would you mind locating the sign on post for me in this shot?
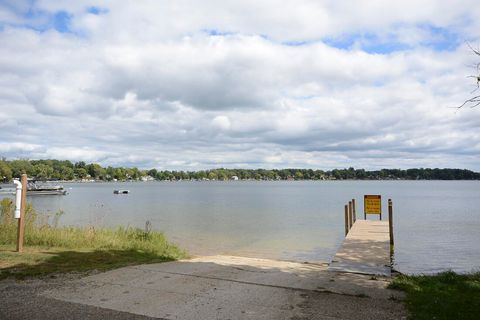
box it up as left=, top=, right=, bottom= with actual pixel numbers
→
left=364, top=195, right=382, bottom=220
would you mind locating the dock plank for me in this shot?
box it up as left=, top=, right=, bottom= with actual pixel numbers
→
left=328, top=220, right=391, bottom=276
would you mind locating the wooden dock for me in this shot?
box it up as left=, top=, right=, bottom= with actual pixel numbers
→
left=328, top=220, right=392, bottom=276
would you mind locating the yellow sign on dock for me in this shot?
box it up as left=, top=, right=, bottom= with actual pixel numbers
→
left=364, top=195, right=381, bottom=215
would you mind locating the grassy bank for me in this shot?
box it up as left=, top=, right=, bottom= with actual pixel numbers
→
left=0, top=199, right=186, bottom=279
left=389, top=271, right=480, bottom=320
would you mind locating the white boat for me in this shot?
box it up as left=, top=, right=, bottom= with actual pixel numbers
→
left=27, top=182, right=67, bottom=195
left=113, top=190, right=130, bottom=194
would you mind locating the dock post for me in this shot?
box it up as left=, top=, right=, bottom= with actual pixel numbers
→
left=363, top=199, right=366, bottom=220
left=16, top=174, right=27, bottom=253
left=348, top=201, right=353, bottom=230
left=344, top=204, right=349, bottom=235
left=388, top=199, right=394, bottom=246
left=352, top=199, right=356, bottom=222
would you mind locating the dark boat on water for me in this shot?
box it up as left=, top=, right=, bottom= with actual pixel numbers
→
left=27, top=182, right=67, bottom=195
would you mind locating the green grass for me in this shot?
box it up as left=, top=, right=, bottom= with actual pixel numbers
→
left=0, top=198, right=187, bottom=279
left=389, top=271, right=480, bottom=320
left=0, top=246, right=185, bottom=280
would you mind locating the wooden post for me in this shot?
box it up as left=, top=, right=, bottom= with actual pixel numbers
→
left=348, top=201, right=353, bottom=229
left=344, top=204, right=349, bottom=236
left=363, top=197, right=366, bottom=220
left=352, top=199, right=356, bottom=222
left=388, top=199, right=394, bottom=246
left=16, top=174, right=27, bottom=253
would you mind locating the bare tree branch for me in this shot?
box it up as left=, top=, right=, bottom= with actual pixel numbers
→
left=459, top=43, right=480, bottom=109
left=467, top=42, right=480, bottom=56
left=458, top=95, right=480, bottom=110
left=467, top=75, right=480, bottom=93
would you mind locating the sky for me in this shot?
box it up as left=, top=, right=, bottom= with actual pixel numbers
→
left=0, top=0, right=479, bottom=170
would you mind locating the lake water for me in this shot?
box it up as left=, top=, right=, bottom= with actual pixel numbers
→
left=2, top=181, right=479, bottom=274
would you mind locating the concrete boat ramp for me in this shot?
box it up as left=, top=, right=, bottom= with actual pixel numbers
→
left=42, top=254, right=404, bottom=320
left=37, top=219, right=401, bottom=319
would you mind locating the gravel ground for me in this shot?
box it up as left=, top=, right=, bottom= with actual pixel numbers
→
left=0, top=273, right=164, bottom=320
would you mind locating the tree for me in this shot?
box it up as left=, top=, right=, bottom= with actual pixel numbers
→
left=0, top=160, right=12, bottom=182
left=75, top=167, right=88, bottom=179
left=147, top=168, right=158, bottom=178
left=460, top=43, right=480, bottom=109
left=114, top=167, right=127, bottom=180
left=9, top=159, right=34, bottom=177
left=130, top=167, right=141, bottom=180
left=60, top=166, right=75, bottom=180
left=87, top=163, right=106, bottom=180
left=294, top=171, right=304, bottom=180
left=207, top=171, right=217, bottom=180
left=34, top=163, right=54, bottom=179
left=75, top=161, right=86, bottom=169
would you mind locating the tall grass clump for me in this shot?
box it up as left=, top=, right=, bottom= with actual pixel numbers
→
left=0, top=198, right=185, bottom=260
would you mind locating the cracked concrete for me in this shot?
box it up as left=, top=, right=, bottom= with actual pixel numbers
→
left=38, top=255, right=406, bottom=319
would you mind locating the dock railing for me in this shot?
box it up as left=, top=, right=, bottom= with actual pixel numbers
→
left=344, top=197, right=394, bottom=247
left=344, top=198, right=357, bottom=235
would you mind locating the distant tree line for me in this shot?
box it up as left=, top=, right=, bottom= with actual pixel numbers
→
left=0, top=159, right=479, bottom=182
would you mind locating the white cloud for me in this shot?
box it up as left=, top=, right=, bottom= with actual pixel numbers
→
left=0, top=142, right=42, bottom=153
left=0, top=1, right=479, bottom=170
left=212, top=116, right=231, bottom=131
left=45, top=147, right=112, bottom=162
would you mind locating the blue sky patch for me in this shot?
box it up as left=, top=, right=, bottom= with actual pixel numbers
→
left=362, top=39, right=412, bottom=54
left=87, top=6, right=109, bottom=15
left=419, top=24, right=460, bottom=51
left=52, top=11, right=72, bottom=33
left=0, top=2, right=78, bottom=34
left=205, top=29, right=236, bottom=37
left=323, top=34, right=357, bottom=50
left=324, top=24, right=461, bottom=54
left=324, top=32, right=413, bottom=54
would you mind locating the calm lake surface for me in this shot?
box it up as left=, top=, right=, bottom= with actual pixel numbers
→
left=3, top=181, right=479, bottom=274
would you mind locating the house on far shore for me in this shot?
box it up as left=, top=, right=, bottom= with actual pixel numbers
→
left=286, top=176, right=295, bottom=181
left=231, top=175, right=239, bottom=181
